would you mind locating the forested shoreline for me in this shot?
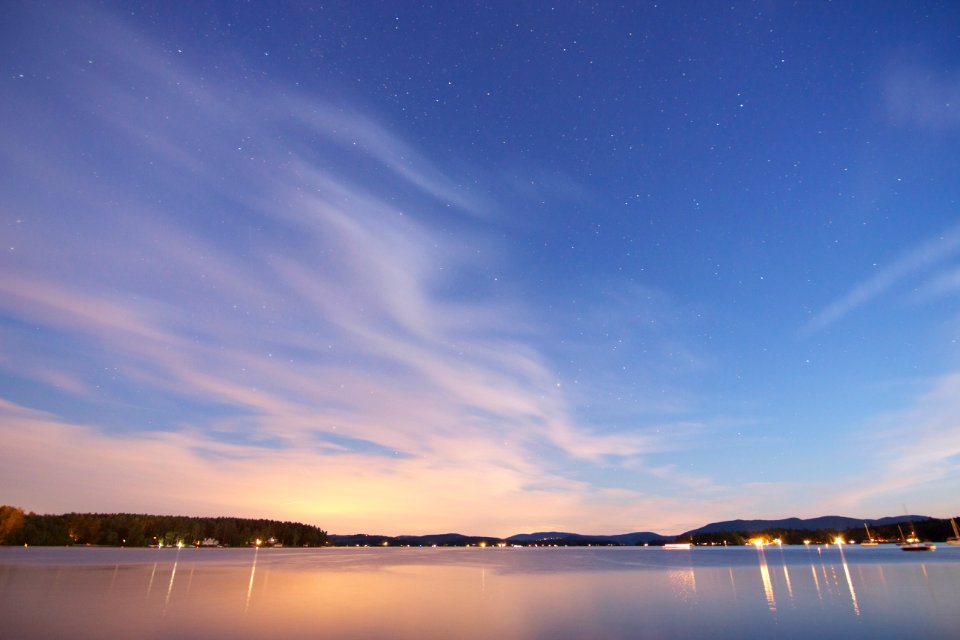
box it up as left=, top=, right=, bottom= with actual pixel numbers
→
left=0, top=506, right=329, bottom=547
left=2, top=505, right=954, bottom=548
left=685, top=517, right=953, bottom=546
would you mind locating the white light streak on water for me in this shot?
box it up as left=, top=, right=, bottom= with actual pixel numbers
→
left=245, top=547, right=259, bottom=613
left=727, top=566, right=738, bottom=602
left=810, top=564, right=823, bottom=604
left=108, top=563, right=119, bottom=595
left=777, top=545, right=794, bottom=605
left=837, top=544, right=860, bottom=616
left=163, top=547, right=181, bottom=614
left=668, top=567, right=697, bottom=603
left=4, top=546, right=960, bottom=639
left=756, top=547, right=776, bottom=613
left=146, top=561, right=158, bottom=597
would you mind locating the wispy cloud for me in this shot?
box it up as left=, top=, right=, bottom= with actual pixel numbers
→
left=805, top=224, right=960, bottom=333
left=0, top=6, right=728, bottom=534
left=913, top=266, right=960, bottom=301
left=883, top=60, right=960, bottom=131
left=823, top=372, right=960, bottom=518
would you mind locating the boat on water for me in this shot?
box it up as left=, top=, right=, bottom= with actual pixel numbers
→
left=663, top=543, right=692, bottom=550
left=861, top=523, right=879, bottom=546
left=897, top=523, right=935, bottom=551
left=947, top=518, right=960, bottom=545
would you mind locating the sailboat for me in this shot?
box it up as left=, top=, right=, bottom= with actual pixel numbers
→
left=860, top=523, right=879, bottom=546
left=898, top=523, right=935, bottom=552
left=947, top=518, right=960, bottom=545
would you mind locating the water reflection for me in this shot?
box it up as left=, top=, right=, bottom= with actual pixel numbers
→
left=836, top=543, right=860, bottom=616
left=2, top=546, right=960, bottom=639
left=755, top=546, right=776, bottom=613
left=164, top=546, right=181, bottom=613
left=146, top=559, right=159, bottom=597
left=666, top=548, right=697, bottom=604
left=727, top=566, right=738, bottom=601
left=245, top=546, right=259, bottom=613
left=776, top=543, right=794, bottom=605
left=667, top=567, right=697, bottom=603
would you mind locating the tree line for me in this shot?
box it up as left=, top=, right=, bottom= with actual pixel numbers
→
left=0, top=506, right=329, bottom=547
left=685, top=517, right=957, bottom=546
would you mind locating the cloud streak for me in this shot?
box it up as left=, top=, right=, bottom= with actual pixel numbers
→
left=0, top=6, right=730, bottom=535
left=883, top=61, right=960, bottom=131
left=821, top=372, right=960, bottom=518
left=805, top=224, right=960, bottom=333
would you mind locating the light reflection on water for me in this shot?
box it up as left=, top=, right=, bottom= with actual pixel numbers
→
left=245, top=546, right=258, bottom=613
left=756, top=546, right=777, bottom=613
left=2, top=545, right=960, bottom=639
left=836, top=543, right=861, bottom=616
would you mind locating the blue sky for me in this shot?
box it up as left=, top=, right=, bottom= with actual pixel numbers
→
left=2, top=1, right=959, bottom=536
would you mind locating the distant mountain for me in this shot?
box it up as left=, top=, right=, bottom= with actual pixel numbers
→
left=506, top=531, right=574, bottom=542
left=683, top=515, right=926, bottom=536
left=328, top=530, right=667, bottom=547
left=327, top=533, right=392, bottom=546
left=327, top=515, right=941, bottom=547
left=506, top=531, right=667, bottom=545
left=394, top=533, right=501, bottom=547
left=606, top=532, right=670, bottom=545
left=329, top=532, right=502, bottom=547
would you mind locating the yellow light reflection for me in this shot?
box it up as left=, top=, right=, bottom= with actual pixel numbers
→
left=836, top=542, right=860, bottom=616
left=777, top=546, right=793, bottom=603
left=245, top=546, right=259, bottom=613
left=667, top=567, right=697, bottom=604
left=164, top=545, right=182, bottom=614
left=756, top=546, right=776, bottom=613
left=810, top=564, right=822, bottom=602
left=147, top=561, right=159, bottom=596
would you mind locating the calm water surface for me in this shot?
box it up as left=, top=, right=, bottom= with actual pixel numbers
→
left=2, top=544, right=959, bottom=639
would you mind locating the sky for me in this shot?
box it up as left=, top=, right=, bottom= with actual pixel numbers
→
left=2, top=1, right=959, bottom=537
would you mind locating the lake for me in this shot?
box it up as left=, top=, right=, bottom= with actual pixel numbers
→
left=2, top=544, right=959, bottom=639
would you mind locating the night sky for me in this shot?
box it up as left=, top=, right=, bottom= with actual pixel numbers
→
left=2, top=1, right=959, bottom=536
